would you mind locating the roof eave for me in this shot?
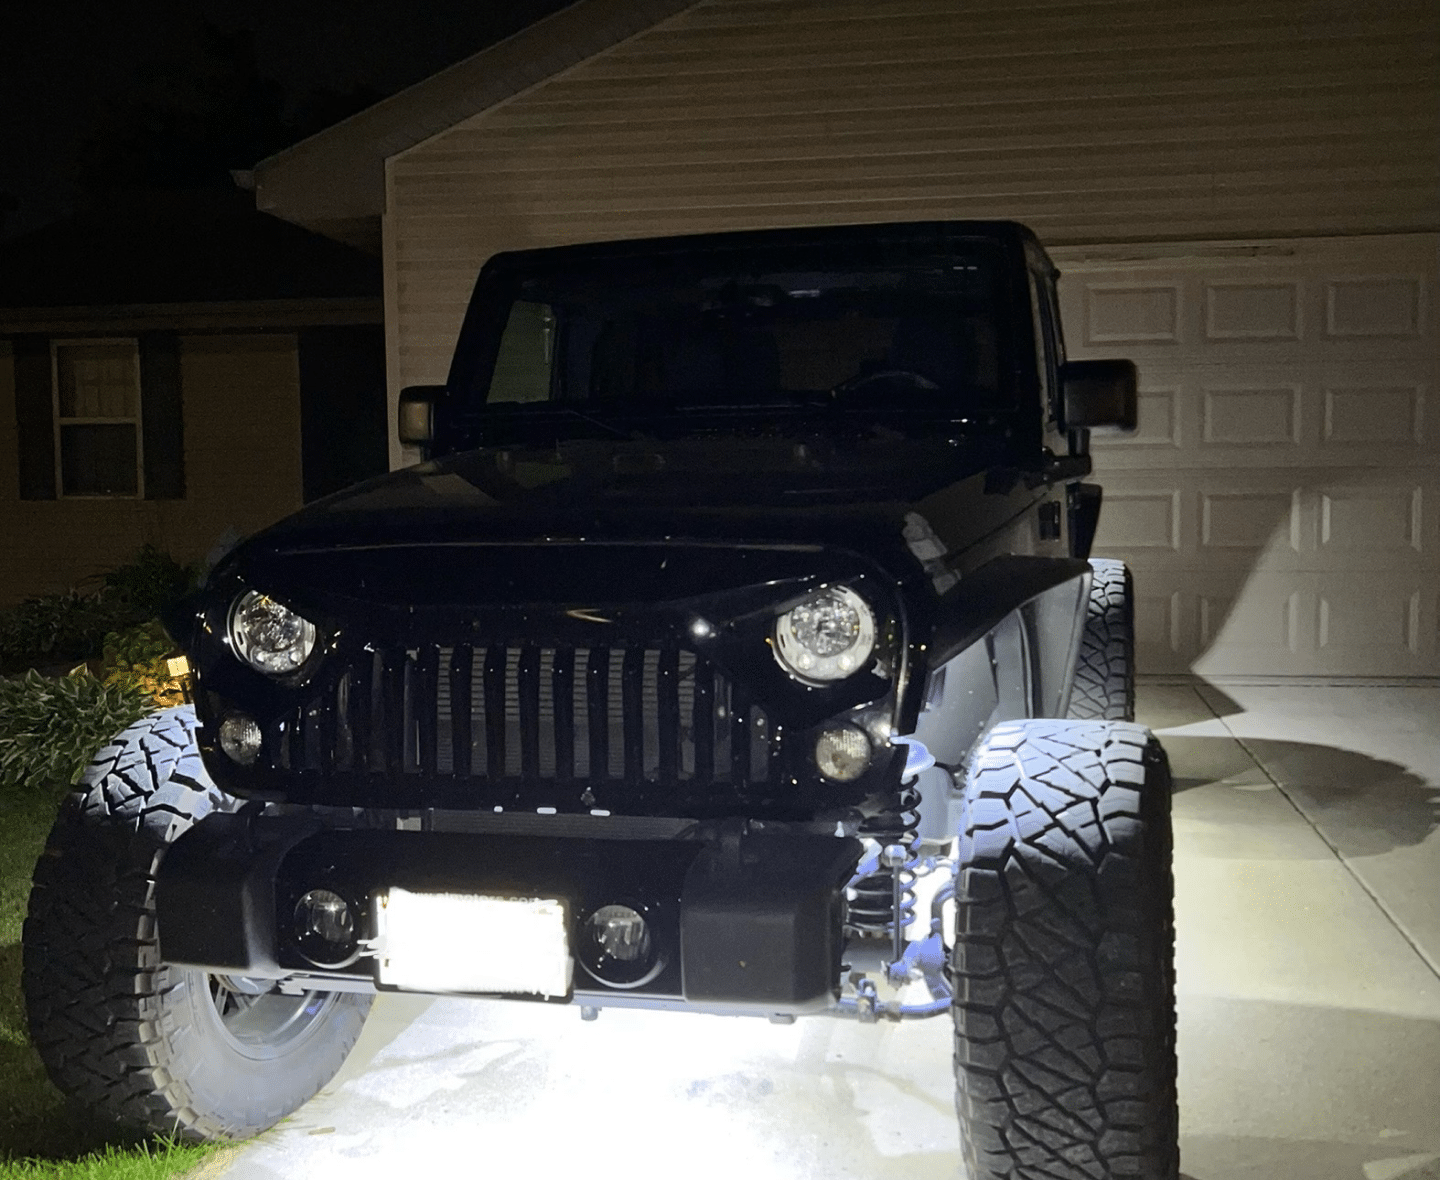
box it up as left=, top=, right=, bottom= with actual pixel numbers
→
left=252, top=0, right=700, bottom=239
left=0, top=297, right=384, bottom=336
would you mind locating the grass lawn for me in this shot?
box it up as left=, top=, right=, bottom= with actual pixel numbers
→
left=0, top=787, right=216, bottom=1180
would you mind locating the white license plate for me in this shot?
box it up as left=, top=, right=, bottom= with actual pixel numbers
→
left=373, top=888, right=572, bottom=997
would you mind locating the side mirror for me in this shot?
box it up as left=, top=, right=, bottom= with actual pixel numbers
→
left=398, top=385, right=444, bottom=447
left=1061, top=359, right=1138, bottom=432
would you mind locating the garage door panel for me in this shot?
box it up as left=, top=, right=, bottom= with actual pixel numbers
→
left=1096, top=366, right=1432, bottom=470
left=1318, top=487, right=1426, bottom=556
left=1203, top=280, right=1302, bottom=341
left=1321, top=383, right=1427, bottom=449
left=1058, top=233, right=1437, bottom=677
left=1192, top=574, right=1435, bottom=678
left=1130, top=572, right=1304, bottom=676
left=1095, top=488, right=1183, bottom=552
left=1134, top=587, right=1187, bottom=675
left=1109, top=386, right=1184, bottom=449
left=1201, top=489, right=1301, bottom=552
left=1316, top=582, right=1425, bottom=660
left=1064, top=261, right=1437, bottom=369
left=1128, top=571, right=1438, bottom=677
left=1200, top=384, right=1302, bottom=447
left=1096, top=473, right=1436, bottom=571
left=1324, top=275, right=1427, bottom=339
left=1196, top=580, right=1302, bottom=665
left=1095, top=474, right=1302, bottom=569
left=1081, top=283, right=1184, bottom=346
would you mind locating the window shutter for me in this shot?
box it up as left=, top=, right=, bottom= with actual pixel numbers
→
left=139, top=332, right=184, bottom=499
left=12, top=334, right=56, bottom=500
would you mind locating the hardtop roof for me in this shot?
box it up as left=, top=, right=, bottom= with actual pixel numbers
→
left=481, top=220, right=1047, bottom=279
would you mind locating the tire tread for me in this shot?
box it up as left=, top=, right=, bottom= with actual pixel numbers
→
left=23, top=707, right=368, bottom=1142
left=951, top=719, right=1177, bottom=1180
left=1067, top=560, right=1135, bottom=722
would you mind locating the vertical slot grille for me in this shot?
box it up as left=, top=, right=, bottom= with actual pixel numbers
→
left=281, top=642, right=772, bottom=791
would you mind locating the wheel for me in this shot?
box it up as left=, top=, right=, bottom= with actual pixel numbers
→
left=1067, top=558, right=1135, bottom=721
left=22, top=706, right=371, bottom=1142
left=950, top=720, right=1177, bottom=1180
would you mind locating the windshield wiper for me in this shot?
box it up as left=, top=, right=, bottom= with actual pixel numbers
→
left=547, top=404, right=633, bottom=439
left=483, top=403, right=636, bottom=441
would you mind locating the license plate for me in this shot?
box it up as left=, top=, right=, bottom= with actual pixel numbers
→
left=373, top=888, right=572, bottom=997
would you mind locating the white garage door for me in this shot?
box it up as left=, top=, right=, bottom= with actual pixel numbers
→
left=1055, top=233, right=1439, bottom=679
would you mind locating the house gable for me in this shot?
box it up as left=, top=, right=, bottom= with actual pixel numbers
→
left=384, top=0, right=1440, bottom=390
left=252, top=0, right=703, bottom=249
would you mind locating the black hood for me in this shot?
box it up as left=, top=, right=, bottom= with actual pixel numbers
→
left=246, top=433, right=1012, bottom=554
left=200, top=431, right=1040, bottom=633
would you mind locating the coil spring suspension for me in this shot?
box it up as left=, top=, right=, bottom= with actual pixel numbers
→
left=846, top=780, right=922, bottom=939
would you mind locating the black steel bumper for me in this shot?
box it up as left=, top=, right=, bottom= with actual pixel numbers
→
left=155, top=812, right=862, bottom=1015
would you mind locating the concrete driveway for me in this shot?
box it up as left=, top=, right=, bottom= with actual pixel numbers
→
left=199, top=682, right=1440, bottom=1180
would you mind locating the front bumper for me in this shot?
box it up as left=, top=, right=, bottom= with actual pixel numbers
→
left=155, top=811, right=863, bottom=1015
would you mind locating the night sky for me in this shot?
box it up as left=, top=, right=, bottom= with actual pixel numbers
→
left=0, top=0, right=571, bottom=239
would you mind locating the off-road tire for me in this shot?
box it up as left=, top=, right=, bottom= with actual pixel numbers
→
left=951, top=720, right=1177, bottom=1180
left=1067, top=558, right=1135, bottom=721
left=22, top=706, right=371, bottom=1142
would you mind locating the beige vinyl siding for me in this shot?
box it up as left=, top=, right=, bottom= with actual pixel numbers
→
left=386, top=0, right=1440, bottom=399
left=376, top=0, right=1440, bottom=677
left=0, top=335, right=303, bottom=606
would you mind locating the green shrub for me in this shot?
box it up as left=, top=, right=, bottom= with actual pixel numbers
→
left=0, top=593, right=138, bottom=672
left=101, top=623, right=188, bottom=710
left=0, top=669, right=153, bottom=794
left=93, top=545, right=197, bottom=620
left=0, top=546, right=198, bottom=675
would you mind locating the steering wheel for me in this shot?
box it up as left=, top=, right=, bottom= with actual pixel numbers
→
left=831, top=369, right=941, bottom=398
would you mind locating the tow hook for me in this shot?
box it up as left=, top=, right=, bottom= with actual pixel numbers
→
left=851, top=974, right=881, bottom=1023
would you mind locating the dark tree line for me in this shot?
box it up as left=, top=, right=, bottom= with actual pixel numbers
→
left=75, top=23, right=378, bottom=199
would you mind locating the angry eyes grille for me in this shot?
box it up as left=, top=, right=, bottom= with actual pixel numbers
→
left=263, top=642, right=775, bottom=791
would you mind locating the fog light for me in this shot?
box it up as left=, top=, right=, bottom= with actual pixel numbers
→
left=815, top=725, right=871, bottom=781
left=294, top=888, right=359, bottom=967
left=590, top=905, right=649, bottom=962
left=218, top=713, right=262, bottom=766
left=579, top=903, right=663, bottom=988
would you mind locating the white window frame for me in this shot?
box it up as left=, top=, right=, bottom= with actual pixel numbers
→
left=51, top=337, right=145, bottom=499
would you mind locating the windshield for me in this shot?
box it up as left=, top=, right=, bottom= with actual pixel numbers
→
left=469, top=242, right=1011, bottom=415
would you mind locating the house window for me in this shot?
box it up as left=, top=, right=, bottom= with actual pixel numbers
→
left=11, top=331, right=182, bottom=502
left=53, top=339, right=143, bottom=497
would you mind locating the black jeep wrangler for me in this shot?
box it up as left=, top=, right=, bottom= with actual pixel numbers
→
left=24, top=220, right=1177, bottom=1180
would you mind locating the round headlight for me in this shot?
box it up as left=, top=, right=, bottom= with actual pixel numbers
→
left=229, top=590, right=317, bottom=675
left=773, top=586, right=876, bottom=683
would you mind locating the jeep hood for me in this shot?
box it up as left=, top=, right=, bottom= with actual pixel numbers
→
left=252, top=435, right=1017, bottom=549
left=211, top=435, right=1041, bottom=616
